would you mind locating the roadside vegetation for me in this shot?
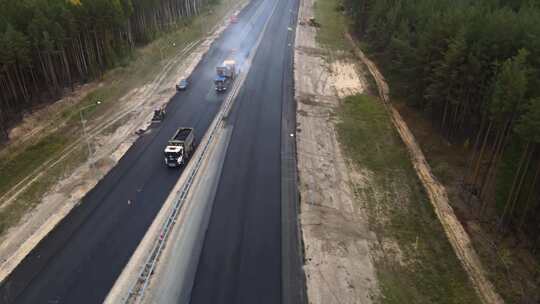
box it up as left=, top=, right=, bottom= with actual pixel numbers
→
left=312, top=0, right=348, bottom=51
left=338, top=94, right=482, bottom=304
left=342, top=0, right=540, bottom=302
left=0, top=0, right=239, bottom=236
left=312, top=0, right=484, bottom=302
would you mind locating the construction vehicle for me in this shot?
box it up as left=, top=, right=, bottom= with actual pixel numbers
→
left=176, top=78, right=189, bottom=91
left=152, top=106, right=166, bottom=122
left=215, top=59, right=236, bottom=92
left=216, top=60, right=236, bottom=79
left=164, top=127, right=195, bottom=167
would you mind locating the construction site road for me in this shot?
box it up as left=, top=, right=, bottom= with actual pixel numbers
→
left=189, top=0, right=302, bottom=301
left=0, top=0, right=281, bottom=302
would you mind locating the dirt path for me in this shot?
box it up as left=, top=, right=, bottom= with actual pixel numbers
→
left=345, top=33, right=504, bottom=304
left=294, top=0, right=378, bottom=303
left=0, top=4, right=244, bottom=284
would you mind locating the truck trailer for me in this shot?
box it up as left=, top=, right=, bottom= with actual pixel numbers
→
left=216, top=60, right=236, bottom=79
left=164, top=127, right=195, bottom=167
left=215, top=59, right=236, bottom=91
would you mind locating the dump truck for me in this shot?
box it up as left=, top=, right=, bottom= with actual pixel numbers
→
left=215, top=60, right=236, bottom=92
left=214, top=76, right=229, bottom=92
left=216, top=60, right=236, bottom=79
left=152, top=106, right=166, bottom=123
left=164, top=127, right=195, bottom=167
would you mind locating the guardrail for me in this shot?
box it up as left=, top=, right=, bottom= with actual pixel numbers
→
left=123, top=69, right=247, bottom=304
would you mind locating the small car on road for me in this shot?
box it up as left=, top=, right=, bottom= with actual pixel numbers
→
left=176, top=79, right=189, bottom=91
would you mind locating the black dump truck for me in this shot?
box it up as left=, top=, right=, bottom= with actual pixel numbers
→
left=164, top=127, right=195, bottom=167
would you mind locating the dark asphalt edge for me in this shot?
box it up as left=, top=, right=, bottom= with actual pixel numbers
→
left=280, top=0, right=307, bottom=301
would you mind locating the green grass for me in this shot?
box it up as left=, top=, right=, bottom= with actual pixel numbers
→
left=0, top=145, right=85, bottom=235
left=337, top=96, right=407, bottom=173
left=337, top=94, right=482, bottom=304
left=0, top=134, right=71, bottom=197
left=313, top=0, right=350, bottom=51
left=0, top=0, right=242, bottom=236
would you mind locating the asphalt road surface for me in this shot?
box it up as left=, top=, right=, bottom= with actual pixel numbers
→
left=189, top=0, right=300, bottom=301
left=0, top=0, right=278, bottom=302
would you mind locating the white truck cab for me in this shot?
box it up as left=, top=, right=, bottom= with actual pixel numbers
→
left=164, top=128, right=195, bottom=168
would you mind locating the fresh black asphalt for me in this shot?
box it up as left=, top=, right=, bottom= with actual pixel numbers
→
left=0, top=0, right=276, bottom=302
left=189, top=0, right=301, bottom=301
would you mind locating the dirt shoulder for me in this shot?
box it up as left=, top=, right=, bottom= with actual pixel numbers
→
left=294, top=0, right=378, bottom=302
left=0, top=0, right=245, bottom=284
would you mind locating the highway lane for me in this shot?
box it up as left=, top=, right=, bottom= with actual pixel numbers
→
left=189, top=0, right=299, bottom=301
left=0, top=1, right=275, bottom=303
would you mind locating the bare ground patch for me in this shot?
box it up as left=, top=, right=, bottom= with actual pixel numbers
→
left=295, top=0, right=378, bottom=302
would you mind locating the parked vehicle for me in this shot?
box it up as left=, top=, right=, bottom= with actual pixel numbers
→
left=176, top=78, right=189, bottom=91
left=164, top=128, right=195, bottom=167
left=152, top=107, right=166, bottom=122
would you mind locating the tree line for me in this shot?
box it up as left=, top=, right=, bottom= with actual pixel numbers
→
left=344, top=0, right=540, bottom=252
left=0, top=0, right=209, bottom=139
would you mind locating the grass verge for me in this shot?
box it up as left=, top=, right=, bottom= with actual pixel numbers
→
left=0, top=0, right=241, bottom=237
left=337, top=94, right=482, bottom=304
left=0, top=145, right=85, bottom=234
left=312, top=0, right=350, bottom=51
left=0, top=134, right=71, bottom=197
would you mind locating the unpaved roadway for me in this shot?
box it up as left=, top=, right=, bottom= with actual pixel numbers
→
left=294, top=0, right=379, bottom=302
